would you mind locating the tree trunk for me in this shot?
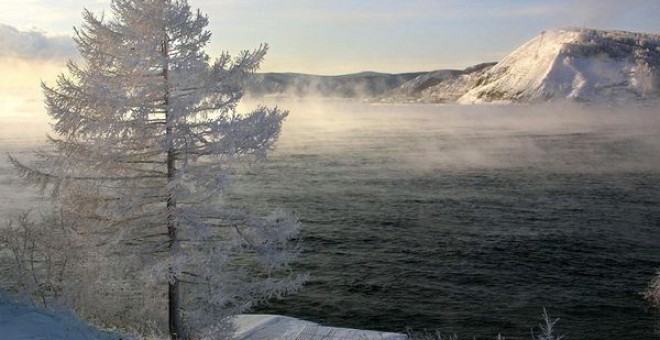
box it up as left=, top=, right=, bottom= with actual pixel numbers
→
left=167, top=145, right=180, bottom=339
left=163, top=34, right=182, bottom=340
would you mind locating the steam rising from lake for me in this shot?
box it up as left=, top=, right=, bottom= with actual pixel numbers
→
left=5, top=99, right=660, bottom=216
left=243, top=99, right=660, bottom=173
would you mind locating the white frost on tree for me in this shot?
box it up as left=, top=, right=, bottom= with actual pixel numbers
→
left=647, top=273, right=660, bottom=308
left=9, top=0, right=306, bottom=338
left=531, top=308, right=563, bottom=340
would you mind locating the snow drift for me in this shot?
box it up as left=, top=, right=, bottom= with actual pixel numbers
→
left=0, top=296, right=123, bottom=340
left=0, top=296, right=406, bottom=340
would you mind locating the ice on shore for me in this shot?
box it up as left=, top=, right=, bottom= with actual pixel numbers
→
left=234, top=314, right=407, bottom=340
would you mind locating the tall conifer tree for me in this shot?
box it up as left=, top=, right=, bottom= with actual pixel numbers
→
left=10, top=0, right=304, bottom=338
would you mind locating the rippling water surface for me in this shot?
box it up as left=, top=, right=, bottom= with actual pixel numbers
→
left=231, top=100, right=660, bottom=339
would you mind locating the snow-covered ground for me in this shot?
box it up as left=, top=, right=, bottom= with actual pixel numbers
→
left=234, top=315, right=406, bottom=340
left=0, top=296, right=406, bottom=340
left=0, top=296, right=123, bottom=340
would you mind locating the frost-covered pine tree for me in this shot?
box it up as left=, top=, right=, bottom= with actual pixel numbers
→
left=9, top=0, right=305, bottom=338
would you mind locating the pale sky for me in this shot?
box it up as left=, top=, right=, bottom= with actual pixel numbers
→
left=1, top=0, right=659, bottom=75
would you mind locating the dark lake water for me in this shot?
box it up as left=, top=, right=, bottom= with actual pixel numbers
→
left=229, top=100, right=660, bottom=339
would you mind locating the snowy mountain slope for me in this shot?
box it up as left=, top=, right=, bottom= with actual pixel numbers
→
left=250, top=28, right=660, bottom=104
left=458, top=28, right=660, bottom=103
left=387, top=63, right=495, bottom=102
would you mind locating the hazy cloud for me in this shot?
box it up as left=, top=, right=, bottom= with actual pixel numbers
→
left=0, top=24, right=77, bottom=61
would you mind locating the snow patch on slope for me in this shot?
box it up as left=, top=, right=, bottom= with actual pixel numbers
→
left=386, top=63, right=495, bottom=102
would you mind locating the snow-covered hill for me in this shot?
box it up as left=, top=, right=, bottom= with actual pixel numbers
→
left=385, top=63, right=495, bottom=102
left=459, top=28, right=660, bottom=103
left=387, top=28, right=660, bottom=104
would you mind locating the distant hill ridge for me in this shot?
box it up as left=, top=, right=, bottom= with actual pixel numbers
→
left=248, top=28, right=660, bottom=103
left=248, top=72, right=425, bottom=98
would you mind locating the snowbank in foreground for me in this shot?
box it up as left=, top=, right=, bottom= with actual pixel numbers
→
left=234, top=314, right=406, bottom=340
left=0, top=297, right=406, bottom=340
left=0, top=296, right=123, bottom=340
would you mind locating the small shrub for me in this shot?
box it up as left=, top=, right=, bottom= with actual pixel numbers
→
left=646, top=273, right=660, bottom=307
left=0, top=211, right=75, bottom=308
left=404, top=309, right=562, bottom=340
left=406, top=329, right=459, bottom=340
left=531, top=308, right=563, bottom=340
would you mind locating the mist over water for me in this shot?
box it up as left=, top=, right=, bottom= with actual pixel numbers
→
left=2, top=100, right=660, bottom=338
left=234, top=99, right=660, bottom=339
left=255, top=99, right=660, bottom=173
left=0, top=115, right=52, bottom=216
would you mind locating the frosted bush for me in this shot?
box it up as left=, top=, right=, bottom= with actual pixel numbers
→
left=646, top=273, right=660, bottom=307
